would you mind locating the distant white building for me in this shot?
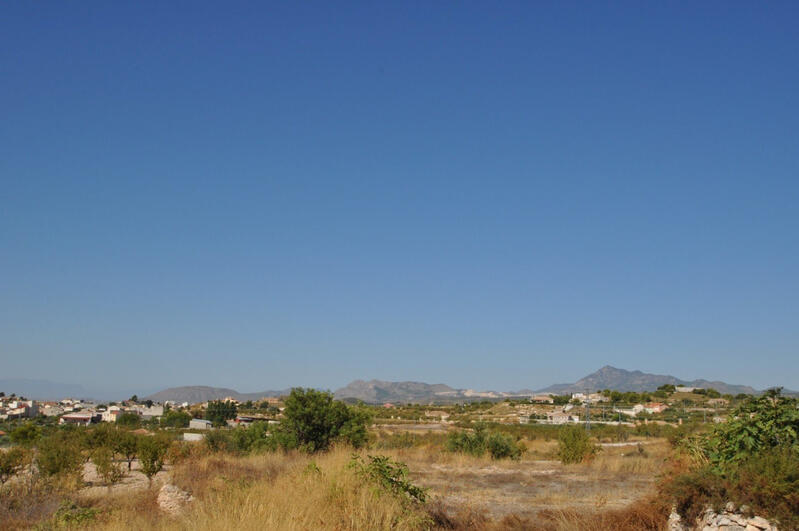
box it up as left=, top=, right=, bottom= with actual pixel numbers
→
left=189, top=419, right=213, bottom=430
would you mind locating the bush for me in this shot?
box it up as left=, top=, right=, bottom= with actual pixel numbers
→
left=205, top=429, right=232, bottom=453
left=486, top=432, right=525, bottom=460
left=231, top=421, right=271, bottom=453
left=9, top=424, right=40, bottom=447
left=705, top=388, right=798, bottom=466
left=557, top=425, right=599, bottom=464
left=446, top=425, right=487, bottom=457
left=665, top=389, right=799, bottom=527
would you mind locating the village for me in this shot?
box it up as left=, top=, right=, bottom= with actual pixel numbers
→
left=0, top=384, right=734, bottom=441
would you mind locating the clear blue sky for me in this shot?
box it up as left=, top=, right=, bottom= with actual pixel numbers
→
left=1, top=2, right=797, bottom=396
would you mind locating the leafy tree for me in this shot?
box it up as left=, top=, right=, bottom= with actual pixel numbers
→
left=114, top=430, right=139, bottom=470
left=116, top=412, right=141, bottom=428
left=138, top=435, right=169, bottom=485
left=205, top=400, right=238, bottom=427
left=93, top=445, right=124, bottom=487
left=705, top=388, right=798, bottom=466
left=37, top=432, right=83, bottom=479
left=129, top=395, right=138, bottom=403
left=552, top=395, right=571, bottom=405
left=9, top=423, right=41, bottom=447
left=144, top=400, right=154, bottom=408
left=277, top=388, right=371, bottom=453
left=0, top=447, right=29, bottom=485
left=705, top=388, right=721, bottom=399
left=160, top=410, right=191, bottom=429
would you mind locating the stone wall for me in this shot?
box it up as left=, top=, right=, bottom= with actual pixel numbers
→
left=668, top=503, right=777, bottom=531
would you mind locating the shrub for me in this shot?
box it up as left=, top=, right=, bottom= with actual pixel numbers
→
left=231, top=421, right=271, bottom=453
left=665, top=389, right=799, bottom=527
left=705, top=388, right=798, bottom=466
left=205, top=429, right=232, bottom=453
left=9, top=424, right=40, bottom=447
left=445, top=425, right=487, bottom=457
left=557, top=425, right=599, bottom=464
left=350, top=454, right=427, bottom=503
left=486, top=432, right=525, bottom=460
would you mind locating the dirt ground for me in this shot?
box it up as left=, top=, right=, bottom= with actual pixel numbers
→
left=396, top=441, right=667, bottom=521
left=80, top=459, right=170, bottom=497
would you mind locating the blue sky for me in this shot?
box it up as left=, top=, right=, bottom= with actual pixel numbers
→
left=1, top=2, right=797, bottom=396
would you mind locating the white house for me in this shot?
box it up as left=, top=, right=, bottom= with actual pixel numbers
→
left=189, top=419, right=213, bottom=430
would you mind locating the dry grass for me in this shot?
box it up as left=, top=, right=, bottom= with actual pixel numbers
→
left=83, top=448, right=431, bottom=531
left=1, top=437, right=672, bottom=530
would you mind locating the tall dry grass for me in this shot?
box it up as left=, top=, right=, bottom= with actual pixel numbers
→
left=90, top=447, right=432, bottom=531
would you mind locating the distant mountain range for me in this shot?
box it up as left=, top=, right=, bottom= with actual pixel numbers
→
left=4, top=366, right=774, bottom=403
left=538, top=366, right=758, bottom=396
left=144, top=386, right=287, bottom=404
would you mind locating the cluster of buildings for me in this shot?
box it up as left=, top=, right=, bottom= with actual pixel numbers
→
left=0, top=398, right=39, bottom=420
left=0, top=395, right=169, bottom=426
left=59, top=403, right=165, bottom=426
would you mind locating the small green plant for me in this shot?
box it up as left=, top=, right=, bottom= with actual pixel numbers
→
left=349, top=454, right=427, bottom=503
left=557, top=426, right=599, bottom=464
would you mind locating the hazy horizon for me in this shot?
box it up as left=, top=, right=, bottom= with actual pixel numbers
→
left=2, top=3, right=798, bottom=393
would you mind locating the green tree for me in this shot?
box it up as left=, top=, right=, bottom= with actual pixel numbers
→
left=705, top=388, right=798, bottom=466
left=114, top=430, right=139, bottom=470
left=138, top=436, right=169, bottom=486
left=116, top=412, right=141, bottom=428
left=160, top=410, right=191, bottom=429
left=277, top=388, right=371, bottom=453
left=37, top=432, right=83, bottom=479
left=205, top=400, right=238, bottom=427
left=93, top=445, right=124, bottom=488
